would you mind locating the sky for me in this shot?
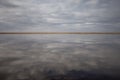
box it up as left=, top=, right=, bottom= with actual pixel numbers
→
left=0, top=0, right=120, bottom=32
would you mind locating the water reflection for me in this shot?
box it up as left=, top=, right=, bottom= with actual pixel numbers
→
left=0, top=34, right=120, bottom=80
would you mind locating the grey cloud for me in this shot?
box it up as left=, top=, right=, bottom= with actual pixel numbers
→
left=0, top=0, right=120, bottom=31
left=0, top=0, right=17, bottom=8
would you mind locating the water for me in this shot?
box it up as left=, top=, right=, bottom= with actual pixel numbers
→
left=0, top=34, right=120, bottom=80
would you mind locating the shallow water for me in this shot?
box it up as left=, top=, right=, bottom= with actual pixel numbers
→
left=0, top=34, right=120, bottom=80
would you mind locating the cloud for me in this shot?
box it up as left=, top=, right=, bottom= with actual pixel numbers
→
left=0, top=0, right=120, bottom=31
left=0, top=0, right=17, bottom=8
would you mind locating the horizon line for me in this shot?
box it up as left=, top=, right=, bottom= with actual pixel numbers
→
left=0, top=32, right=120, bottom=34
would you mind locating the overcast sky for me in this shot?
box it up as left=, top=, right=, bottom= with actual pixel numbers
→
left=0, top=0, right=120, bottom=32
